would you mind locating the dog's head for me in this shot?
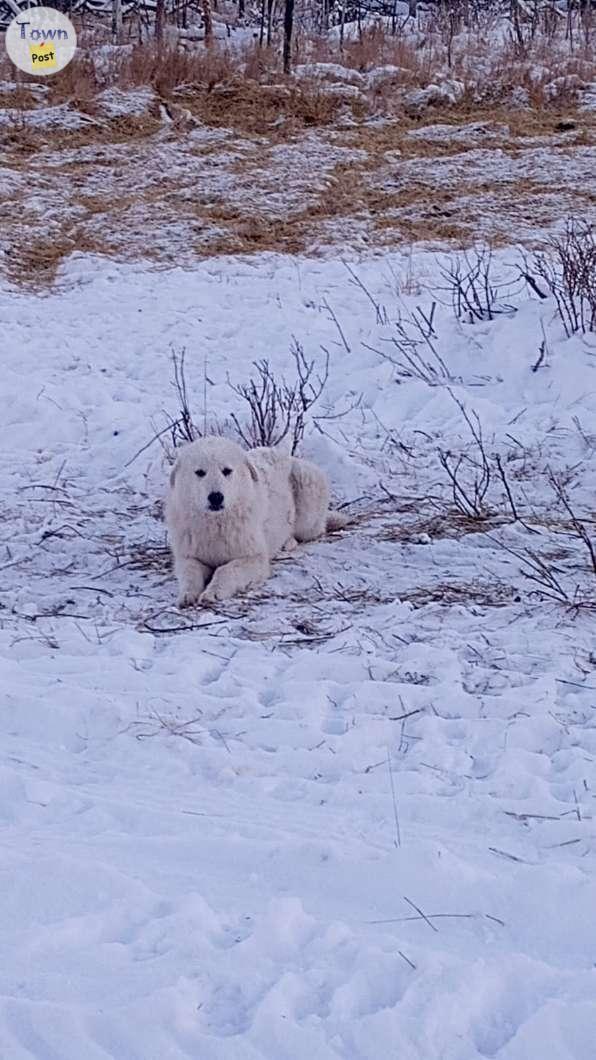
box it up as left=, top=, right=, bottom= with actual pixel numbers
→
left=169, top=436, right=259, bottom=515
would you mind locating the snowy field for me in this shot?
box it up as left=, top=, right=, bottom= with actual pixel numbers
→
left=2, top=250, right=596, bottom=1058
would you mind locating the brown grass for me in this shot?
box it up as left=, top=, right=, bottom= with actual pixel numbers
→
left=0, top=14, right=593, bottom=286
left=205, top=214, right=308, bottom=255
left=5, top=226, right=116, bottom=288
left=4, top=8, right=590, bottom=122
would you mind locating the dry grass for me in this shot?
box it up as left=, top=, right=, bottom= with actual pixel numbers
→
left=0, top=15, right=594, bottom=285
left=401, top=580, right=514, bottom=609
left=3, top=6, right=590, bottom=120
left=6, top=227, right=116, bottom=288
left=302, top=17, right=594, bottom=106
left=205, top=214, right=309, bottom=255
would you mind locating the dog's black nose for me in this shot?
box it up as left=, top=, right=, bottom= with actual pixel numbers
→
left=208, top=491, right=224, bottom=510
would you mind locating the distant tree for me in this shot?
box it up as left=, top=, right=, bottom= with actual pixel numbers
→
left=202, top=0, right=214, bottom=43
left=283, top=0, right=294, bottom=72
left=112, top=0, right=122, bottom=42
left=155, top=0, right=165, bottom=41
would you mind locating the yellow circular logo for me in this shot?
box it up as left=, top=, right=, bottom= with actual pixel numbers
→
left=5, top=6, right=77, bottom=75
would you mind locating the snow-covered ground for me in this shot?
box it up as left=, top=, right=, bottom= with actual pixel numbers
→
left=2, top=251, right=596, bottom=1058
left=2, top=76, right=594, bottom=278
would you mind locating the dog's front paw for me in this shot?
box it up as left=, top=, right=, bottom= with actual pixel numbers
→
left=199, top=583, right=226, bottom=607
left=177, top=588, right=202, bottom=609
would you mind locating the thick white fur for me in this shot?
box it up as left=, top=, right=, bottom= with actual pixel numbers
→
left=165, top=436, right=347, bottom=607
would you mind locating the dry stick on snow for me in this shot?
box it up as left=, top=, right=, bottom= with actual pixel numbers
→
left=203, top=355, right=208, bottom=438
left=547, top=469, right=596, bottom=577
left=494, top=453, right=519, bottom=521
left=140, top=616, right=230, bottom=634
left=532, top=339, right=547, bottom=373
left=368, top=912, right=479, bottom=926
left=489, top=847, right=527, bottom=863
left=386, top=747, right=401, bottom=848
left=437, top=390, right=494, bottom=519
left=127, top=347, right=217, bottom=466
left=388, top=707, right=423, bottom=722
left=398, top=950, right=417, bottom=971
left=484, top=531, right=572, bottom=605
left=343, top=261, right=389, bottom=325
left=402, top=895, right=439, bottom=933
left=171, top=347, right=197, bottom=445
left=518, top=267, right=547, bottom=301
left=321, top=297, right=351, bottom=353
left=572, top=416, right=595, bottom=453
left=125, top=420, right=180, bottom=469
left=531, top=318, right=550, bottom=374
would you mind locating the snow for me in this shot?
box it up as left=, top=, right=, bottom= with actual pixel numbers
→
left=579, top=82, right=596, bottom=111
left=293, top=63, right=367, bottom=87
left=365, top=65, right=410, bottom=88
left=404, top=79, right=465, bottom=114
left=94, top=86, right=158, bottom=119
left=0, top=103, right=99, bottom=130
left=1, top=250, right=596, bottom=1058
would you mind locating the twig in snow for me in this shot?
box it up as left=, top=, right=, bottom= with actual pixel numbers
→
left=343, top=260, right=389, bottom=325
left=321, top=297, right=351, bottom=352
left=367, top=911, right=477, bottom=927
left=402, top=895, right=438, bottom=932
left=387, top=747, right=401, bottom=847
left=548, top=469, right=596, bottom=576
left=388, top=708, right=423, bottom=722
left=398, top=950, right=417, bottom=970
left=488, top=846, right=527, bottom=863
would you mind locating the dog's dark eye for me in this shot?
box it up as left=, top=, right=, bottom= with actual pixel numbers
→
left=195, top=469, right=206, bottom=478
left=222, top=467, right=233, bottom=477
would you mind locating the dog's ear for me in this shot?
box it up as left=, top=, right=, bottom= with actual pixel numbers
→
left=246, top=458, right=259, bottom=483
left=169, top=459, right=179, bottom=488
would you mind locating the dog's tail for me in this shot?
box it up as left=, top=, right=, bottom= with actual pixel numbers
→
left=326, top=509, right=349, bottom=532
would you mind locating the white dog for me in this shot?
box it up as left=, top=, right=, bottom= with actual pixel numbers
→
left=166, top=436, right=347, bottom=607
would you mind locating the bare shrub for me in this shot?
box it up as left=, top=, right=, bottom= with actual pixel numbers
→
left=228, top=342, right=329, bottom=453
left=488, top=465, right=596, bottom=611
left=523, top=220, right=596, bottom=337
left=438, top=247, right=519, bottom=324
left=548, top=468, right=596, bottom=576
left=47, top=52, right=100, bottom=104
left=124, top=346, right=204, bottom=469
left=167, top=347, right=200, bottom=448
left=490, top=532, right=577, bottom=606
left=121, top=41, right=235, bottom=95
left=435, top=391, right=527, bottom=525
left=366, top=303, right=454, bottom=386
left=438, top=391, right=492, bottom=519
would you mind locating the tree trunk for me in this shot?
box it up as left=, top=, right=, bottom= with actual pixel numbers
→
left=283, top=0, right=294, bottom=74
left=155, top=0, right=165, bottom=42
left=202, top=0, right=213, bottom=44
left=112, top=0, right=122, bottom=43
left=266, top=0, right=274, bottom=45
